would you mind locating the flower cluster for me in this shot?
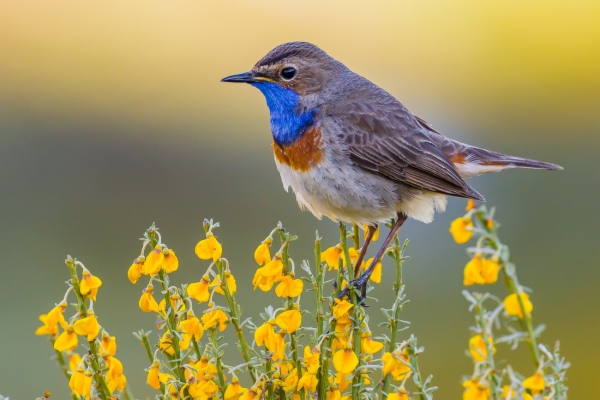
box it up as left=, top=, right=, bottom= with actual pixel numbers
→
left=35, top=204, right=568, bottom=400
left=451, top=202, right=569, bottom=400
left=36, top=256, right=128, bottom=399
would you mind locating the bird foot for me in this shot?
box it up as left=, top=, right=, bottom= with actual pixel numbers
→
left=336, top=271, right=371, bottom=306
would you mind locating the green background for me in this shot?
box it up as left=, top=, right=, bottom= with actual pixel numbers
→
left=1, top=1, right=598, bottom=398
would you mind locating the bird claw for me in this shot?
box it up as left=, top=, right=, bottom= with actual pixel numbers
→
left=336, top=273, right=371, bottom=306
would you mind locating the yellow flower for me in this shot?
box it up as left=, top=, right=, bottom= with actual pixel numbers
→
left=105, top=356, right=126, bottom=393
left=193, top=355, right=218, bottom=379
left=143, top=245, right=164, bottom=275
left=363, top=224, right=380, bottom=241
left=254, top=238, right=272, bottom=265
left=255, top=321, right=277, bottom=348
left=387, top=388, right=409, bottom=400
left=158, top=295, right=185, bottom=315
left=240, top=388, right=260, bottom=400
left=501, top=386, right=516, bottom=399
left=128, top=257, right=144, bottom=284
left=333, top=348, right=358, bottom=374
left=54, top=328, right=78, bottom=352
left=363, top=257, right=382, bottom=283
left=159, top=331, right=176, bottom=355
left=275, top=308, right=302, bottom=334
left=253, top=256, right=284, bottom=291
left=503, top=292, right=533, bottom=318
left=297, top=372, right=318, bottom=392
left=73, top=311, right=101, bottom=341
left=35, top=314, right=58, bottom=336
left=522, top=370, right=545, bottom=393
left=333, top=372, right=351, bottom=392
left=36, top=301, right=67, bottom=336
left=80, top=268, right=102, bottom=301
left=303, top=346, right=321, bottom=374
left=327, top=386, right=341, bottom=400
left=462, top=379, right=490, bottom=400
left=147, top=360, right=162, bottom=390
left=450, top=216, right=473, bottom=244
left=69, top=365, right=92, bottom=398
left=522, top=394, right=533, bottom=400
left=463, top=255, right=499, bottom=286
left=466, top=199, right=476, bottom=211
left=100, top=332, right=117, bottom=356
left=480, top=257, right=499, bottom=284
left=211, top=271, right=237, bottom=295
left=201, top=303, right=228, bottom=331
left=468, top=335, right=496, bottom=362
left=361, top=333, right=384, bottom=354
left=382, top=350, right=411, bottom=380
left=181, top=311, right=204, bottom=342
left=162, top=249, right=179, bottom=273
left=67, top=351, right=81, bottom=372
left=322, top=245, right=342, bottom=270
left=188, top=275, right=211, bottom=303
left=275, top=274, right=304, bottom=298
left=225, top=377, right=248, bottom=400
left=139, top=285, right=160, bottom=313
left=281, top=368, right=299, bottom=392
left=195, top=233, right=222, bottom=261
left=332, top=299, right=353, bottom=323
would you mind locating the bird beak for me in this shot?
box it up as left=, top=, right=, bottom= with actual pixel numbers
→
left=221, top=71, right=273, bottom=83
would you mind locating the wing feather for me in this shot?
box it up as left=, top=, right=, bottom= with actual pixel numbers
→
left=328, top=101, right=484, bottom=200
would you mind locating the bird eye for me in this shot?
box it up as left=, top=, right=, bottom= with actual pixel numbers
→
left=280, top=67, right=297, bottom=81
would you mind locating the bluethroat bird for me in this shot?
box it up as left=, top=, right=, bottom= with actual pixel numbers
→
left=222, top=42, right=562, bottom=299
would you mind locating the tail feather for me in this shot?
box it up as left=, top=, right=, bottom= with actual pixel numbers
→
left=450, top=145, right=563, bottom=179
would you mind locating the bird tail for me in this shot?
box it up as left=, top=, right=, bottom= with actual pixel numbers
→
left=449, top=144, right=563, bottom=179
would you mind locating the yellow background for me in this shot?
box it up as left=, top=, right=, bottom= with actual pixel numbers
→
left=1, top=1, right=598, bottom=398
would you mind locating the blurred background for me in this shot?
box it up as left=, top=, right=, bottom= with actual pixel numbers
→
left=1, top=1, right=598, bottom=398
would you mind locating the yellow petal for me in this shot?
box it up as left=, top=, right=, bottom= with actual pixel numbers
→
left=361, top=336, right=384, bottom=354
left=449, top=217, right=473, bottom=244
left=80, top=270, right=102, bottom=296
left=333, top=349, right=358, bottom=374
left=54, top=329, right=78, bottom=352
left=128, top=258, right=143, bottom=284
left=463, top=256, right=485, bottom=286
left=147, top=360, right=161, bottom=390
left=143, top=245, right=164, bottom=275
left=139, top=286, right=160, bottom=313
left=522, top=370, right=545, bottom=392
left=480, top=257, right=499, bottom=284
left=468, top=335, right=496, bottom=362
left=275, top=309, right=302, bottom=334
left=187, top=276, right=211, bottom=303
left=72, top=313, right=101, bottom=341
left=503, top=292, right=533, bottom=318
left=162, top=249, right=179, bottom=273
left=322, top=245, right=342, bottom=270
left=195, top=234, right=222, bottom=261
left=254, top=240, right=272, bottom=265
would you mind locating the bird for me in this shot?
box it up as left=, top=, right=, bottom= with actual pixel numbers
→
left=221, top=41, right=562, bottom=298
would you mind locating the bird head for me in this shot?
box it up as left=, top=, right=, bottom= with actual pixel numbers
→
left=222, top=42, right=346, bottom=113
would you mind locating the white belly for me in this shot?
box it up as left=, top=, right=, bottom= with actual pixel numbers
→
left=274, top=155, right=447, bottom=225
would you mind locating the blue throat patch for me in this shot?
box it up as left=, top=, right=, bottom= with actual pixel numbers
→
left=250, top=82, right=316, bottom=146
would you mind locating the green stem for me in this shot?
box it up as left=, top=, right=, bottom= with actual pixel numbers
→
left=218, top=260, right=257, bottom=382
left=353, top=223, right=360, bottom=250
left=210, top=328, right=227, bottom=398
left=53, top=345, right=70, bottom=379
left=141, top=333, right=154, bottom=364
left=475, top=211, right=540, bottom=365
left=89, top=340, right=112, bottom=400
left=338, top=223, right=362, bottom=400
left=475, top=303, right=500, bottom=400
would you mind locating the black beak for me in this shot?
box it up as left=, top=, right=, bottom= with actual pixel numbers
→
left=221, top=71, right=270, bottom=83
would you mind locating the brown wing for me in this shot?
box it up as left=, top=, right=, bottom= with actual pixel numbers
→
left=328, top=101, right=484, bottom=200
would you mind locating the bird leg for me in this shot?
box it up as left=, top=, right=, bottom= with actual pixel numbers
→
left=353, top=224, right=377, bottom=279
left=339, top=214, right=407, bottom=301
